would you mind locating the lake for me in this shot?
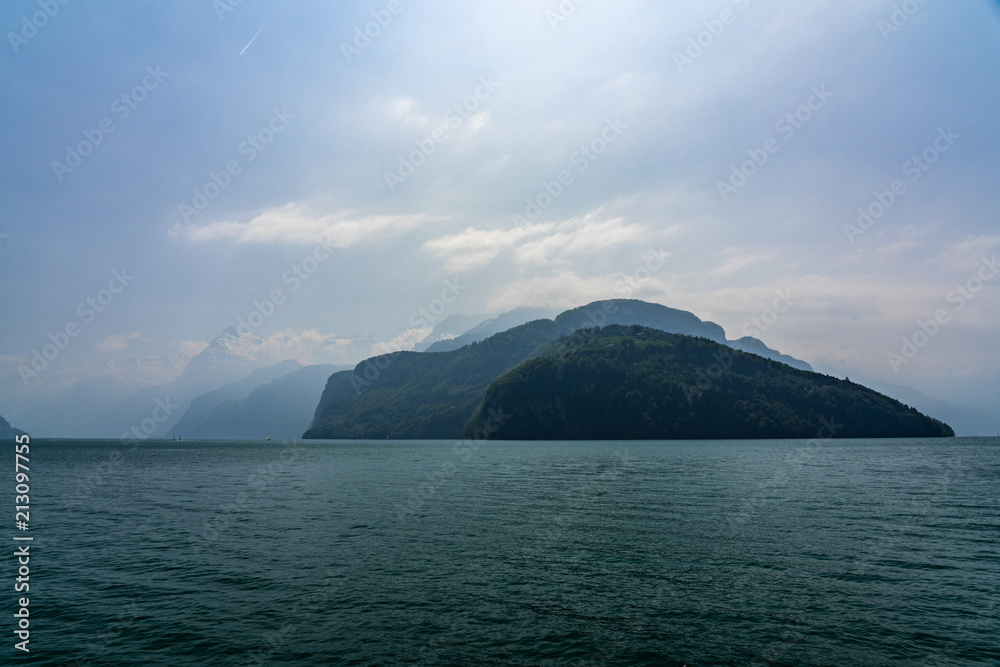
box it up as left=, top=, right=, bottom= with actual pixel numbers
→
left=15, top=437, right=1000, bottom=665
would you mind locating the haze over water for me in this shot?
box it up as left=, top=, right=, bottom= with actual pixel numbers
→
left=22, top=437, right=1000, bottom=665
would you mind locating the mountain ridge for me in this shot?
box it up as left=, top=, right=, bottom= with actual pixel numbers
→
left=465, top=326, right=953, bottom=440
left=305, top=300, right=835, bottom=440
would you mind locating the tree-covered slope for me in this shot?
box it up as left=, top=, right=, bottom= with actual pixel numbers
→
left=465, top=326, right=954, bottom=440
left=303, top=319, right=563, bottom=439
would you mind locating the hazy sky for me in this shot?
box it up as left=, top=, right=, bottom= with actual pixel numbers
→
left=1, top=1, right=998, bottom=410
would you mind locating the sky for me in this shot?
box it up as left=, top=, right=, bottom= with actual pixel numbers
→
left=1, top=0, right=999, bottom=413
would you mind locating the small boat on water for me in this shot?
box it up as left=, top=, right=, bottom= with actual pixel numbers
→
left=266, top=433, right=271, bottom=441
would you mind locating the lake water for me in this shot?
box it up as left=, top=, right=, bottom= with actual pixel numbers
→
left=13, top=437, right=1000, bottom=665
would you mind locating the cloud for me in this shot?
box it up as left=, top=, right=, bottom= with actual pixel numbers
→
left=933, top=234, right=1000, bottom=272
left=253, top=328, right=375, bottom=366
left=422, top=210, right=651, bottom=271
left=423, top=221, right=556, bottom=271
left=171, top=203, right=433, bottom=246
left=486, top=267, right=673, bottom=313
left=513, top=214, right=648, bottom=266
left=371, top=327, right=433, bottom=356
left=96, top=332, right=142, bottom=352
left=707, top=252, right=778, bottom=279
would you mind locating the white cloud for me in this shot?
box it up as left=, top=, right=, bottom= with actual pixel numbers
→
left=253, top=328, right=375, bottom=366
left=371, top=328, right=433, bottom=356
left=514, top=214, right=646, bottom=266
left=423, top=221, right=556, bottom=271
left=388, top=97, right=426, bottom=126
left=933, top=234, right=1000, bottom=272
left=486, top=267, right=673, bottom=313
left=96, top=332, right=142, bottom=352
left=707, top=252, right=778, bottom=279
left=171, top=203, right=433, bottom=246
left=423, top=210, right=649, bottom=271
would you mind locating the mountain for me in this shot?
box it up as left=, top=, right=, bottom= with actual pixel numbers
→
left=424, top=307, right=560, bottom=352
left=727, top=336, right=812, bottom=372
left=424, top=301, right=812, bottom=370
left=11, top=375, right=149, bottom=438
left=306, top=318, right=563, bottom=439
left=465, top=326, right=953, bottom=440
left=169, top=359, right=303, bottom=436
left=172, top=364, right=345, bottom=439
left=306, top=300, right=814, bottom=439
left=0, top=413, right=26, bottom=440
left=844, top=374, right=998, bottom=436
left=412, top=313, right=491, bottom=352
left=71, top=327, right=272, bottom=438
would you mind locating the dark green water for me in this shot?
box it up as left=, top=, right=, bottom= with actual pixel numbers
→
left=10, top=437, right=1000, bottom=665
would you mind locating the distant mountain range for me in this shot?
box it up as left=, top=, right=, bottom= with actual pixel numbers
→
left=423, top=307, right=560, bottom=352
left=4, top=299, right=990, bottom=440
left=825, top=372, right=998, bottom=438
left=411, top=313, right=493, bottom=352
left=305, top=299, right=928, bottom=440
left=465, top=326, right=952, bottom=440
left=12, top=328, right=302, bottom=438
left=170, top=363, right=345, bottom=440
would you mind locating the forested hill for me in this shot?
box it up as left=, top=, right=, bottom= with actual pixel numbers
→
left=465, top=326, right=954, bottom=440
left=305, top=299, right=815, bottom=440
left=304, top=318, right=564, bottom=439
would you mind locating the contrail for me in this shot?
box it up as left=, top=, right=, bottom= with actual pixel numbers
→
left=239, top=25, right=265, bottom=56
